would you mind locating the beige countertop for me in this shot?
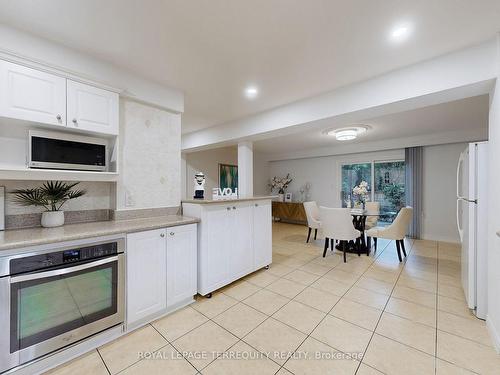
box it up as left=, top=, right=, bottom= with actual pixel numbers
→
left=182, top=196, right=276, bottom=204
left=0, top=215, right=199, bottom=252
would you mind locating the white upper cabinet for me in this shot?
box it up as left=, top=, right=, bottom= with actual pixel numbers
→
left=0, top=60, right=66, bottom=127
left=67, top=80, right=119, bottom=135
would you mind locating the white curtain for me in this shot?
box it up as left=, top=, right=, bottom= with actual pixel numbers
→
left=405, top=147, right=423, bottom=238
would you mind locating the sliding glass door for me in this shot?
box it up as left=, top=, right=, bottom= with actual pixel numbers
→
left=341, top=160, right=405, bottom=225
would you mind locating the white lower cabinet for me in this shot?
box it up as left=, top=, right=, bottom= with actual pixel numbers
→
left=183, top=199, right=273, bottom=296
left=126, top=224, right=197, bottom=328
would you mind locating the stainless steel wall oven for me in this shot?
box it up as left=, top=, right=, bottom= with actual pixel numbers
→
left=0, top=236, right=125, bottom=373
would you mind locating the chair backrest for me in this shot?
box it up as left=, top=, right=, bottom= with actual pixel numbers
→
left=387, top=206, right=413, bottom=239
left=303, top=201, right=320, bottom=226
left=365, top=201, right=380, bottom=227
left=319, top=207, right=357, bottom=240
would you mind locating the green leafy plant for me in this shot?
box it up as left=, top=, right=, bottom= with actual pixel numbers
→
left=382, top=182, right=405, bottom=210
left=11, top=181, right=86, bottom=212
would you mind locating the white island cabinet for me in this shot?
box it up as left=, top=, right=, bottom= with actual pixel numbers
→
left=126, top=223, right=197, bottom=329
left=182, top=197, right=273, bottom=297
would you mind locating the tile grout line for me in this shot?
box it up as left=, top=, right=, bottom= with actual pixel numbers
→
left=95, top=347, right=112, bottom=375
left=434, top=241, right=440, bottom=375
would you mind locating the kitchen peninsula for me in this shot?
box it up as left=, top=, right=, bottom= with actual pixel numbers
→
left=182, top=196, right=273, bottom=297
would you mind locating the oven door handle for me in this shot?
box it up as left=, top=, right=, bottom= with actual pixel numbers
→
left=9, top=255, right=119, bottom=283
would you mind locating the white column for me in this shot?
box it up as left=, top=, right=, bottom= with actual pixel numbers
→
left=181, top=152, right=187, bottom=200
left=238, top=141, right=254, bottom=198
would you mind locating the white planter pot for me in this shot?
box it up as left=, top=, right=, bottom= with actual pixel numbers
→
left=41, top=211, right=65, bottom=228
left=277, top=193, right=285, bottom=202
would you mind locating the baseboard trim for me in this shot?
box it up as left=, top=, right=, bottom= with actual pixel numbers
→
left=486, top=315, right=500, bottom=353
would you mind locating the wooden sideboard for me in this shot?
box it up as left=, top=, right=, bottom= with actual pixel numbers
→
left=272, top=201, right=307, bottom=224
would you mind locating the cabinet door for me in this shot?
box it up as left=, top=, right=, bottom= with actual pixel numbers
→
left=166, top=224, right=197, bottom=308
left=126, top=228, right=167, bottom=326
left=253, top=201, right=272, bottom=268
left=67, top=80, right=119, bottom=135
left=0, top=60, right=66, bottom=126
left=203, top=206, right=232, bottom=290
left=229, top=203, right=254, bottom=278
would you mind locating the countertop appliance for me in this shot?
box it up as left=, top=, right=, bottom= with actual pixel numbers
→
left=456, top=141, right=488, bottom=319
left=28, top=130, right=107, bottom=171
left=0, top=236, right=125, bottom=373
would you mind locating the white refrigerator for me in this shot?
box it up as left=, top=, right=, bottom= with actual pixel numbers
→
left=456, top=141, right=488, bottom=319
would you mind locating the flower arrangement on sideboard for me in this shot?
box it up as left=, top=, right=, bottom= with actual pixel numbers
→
left=269, top=174, right=293, bottom=202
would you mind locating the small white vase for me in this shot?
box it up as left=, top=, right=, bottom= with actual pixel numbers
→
left=278, top=193, right=285, bottom=202
left=41, top=211, right=65, bottom=228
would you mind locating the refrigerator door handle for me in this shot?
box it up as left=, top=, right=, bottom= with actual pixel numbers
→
left=456, top=199, right=464, bottom=242
left=456, top=151, right=465, bottom=199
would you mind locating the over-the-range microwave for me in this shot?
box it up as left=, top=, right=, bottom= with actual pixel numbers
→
left=28, top=130, right=108, bottom=172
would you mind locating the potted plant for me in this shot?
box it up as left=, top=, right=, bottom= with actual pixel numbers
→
left=352, top=180, right=370, bottom=209
left=269, top=174, right=293, bottom=202
left=11, top=181, right=86, bottom=228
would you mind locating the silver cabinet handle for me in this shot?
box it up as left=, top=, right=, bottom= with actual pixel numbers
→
left=232, top=206, right=236, bottom=210
left=170, top=232, right=175, bottom=236
left=56, top=114, right=62, bottom=121
left=227, top=207, right=231, bottom=211
left=72, top=118, right=78, bottom=125
left=160, top=233, right=165, bottom=238
left=255, top=203, right=259, bottom=207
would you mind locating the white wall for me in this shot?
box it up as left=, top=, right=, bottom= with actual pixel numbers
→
left=487, top=38, right=500, bottom=351
left=253, top=152, right=270, bottom=196
left=266, top=144, right=466, bottom=243
left=421, top=143, right=466, bottom=243
left=116, top=99, right=181, bottom=210
left=185, top=147, right=237, bottom=199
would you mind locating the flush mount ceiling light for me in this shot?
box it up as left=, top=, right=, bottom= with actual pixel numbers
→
left=389, top=23, right=412, bottom=42
left=324, top=125, right=369, bottom=141
left=244, top=86, right=259, bottom=99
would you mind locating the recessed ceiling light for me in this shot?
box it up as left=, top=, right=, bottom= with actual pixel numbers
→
left=389, top=23, right=412, bottom=42
left=244, top=86, right=258, bottom=99
left=324, top=125, right=369, bottom=141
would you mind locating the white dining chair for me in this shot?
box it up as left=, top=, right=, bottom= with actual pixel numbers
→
left=319, top=207, right=360, bottom=263
left=303, top=201, right=321, bottom=243
left=364, top=201, right=380, bottom=248
left=366, top=206, right=413, bottom=262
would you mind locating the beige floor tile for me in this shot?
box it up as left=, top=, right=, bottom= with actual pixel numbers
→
left=152, top=306, right=208, bottom=341
left=344, top=286, right=389, bottom=310
left=173, top=321, right=238, bottom=371
left=243, top=289, right=290, bottom=315
left=323, top=268, right=359, bottom=285
left=266, top=278, right=306, bottom=298
left=99, top=325, right=168, bottom=374
left=119, top=344, right=196, bottom=375
left=311, top=253, right=343, bottom=267
left=400, top=267, right=437, bottom=282
left=385, top=297, right=436, bottom=327
left=397, top=274, right=437, bottom=293
left=329, top=298, right=382, bottom=331
left=392, top=285, right=436, bottom=309
left=438, top=284, right=466, bottom=301
left=298, top=261, right=333, bottom=276
left=294, top=286, right=341, bottom=312
left=292, top=251, right=319, bottom=262
left=363, top=334, right=435, bottom=375
left=279, top=256, right=310, bottom=268
left=437, top=295, right=475, bottom=319
left=243, top=318, right=307, bottom=365
left=437, top=330, right=500, bottom=374
left=436, top=359, right=476, bottom=375
left=284, top=336, right=359, bottom=375
left=276, top=367, right=294, bottom=375
left=375, top=312, right=436, bottom=355
left=355, top=276, right=394, bottom=296
left=267, top=263, right=296, bottom=277
left=273, top=300, right=326, bottom=334
left=356, top=363, right=385, bottom=374
left=201, top=341, right=280, bottom=375
left=363, top=268, right=399, bottom=284
left=192, top=292, right=239, bottom=318
left=310, top=315, right=372, bottom=355
left=244, top=269, right=279, bottom=287
left=213, top=303, right=267, bottom=338
left=438, top=273, right=461, bottom=287
left=45, top=350, right=108, bottom=375
left=222, top=280, right=261, bottom=301
left=437, top=311, right=492, bottom=347
left=283, top=269, right=320, bottom=286
left=311, top=276, right=351, bottom=296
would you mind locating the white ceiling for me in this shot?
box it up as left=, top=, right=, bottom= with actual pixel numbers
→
left=0, top=1, right=499, bottom=134
left=253, top=95, right=489, bottom=154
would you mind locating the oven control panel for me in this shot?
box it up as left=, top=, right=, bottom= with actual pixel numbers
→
left=10, top=241, right=120, bottom=275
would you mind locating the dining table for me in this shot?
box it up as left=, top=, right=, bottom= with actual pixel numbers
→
left=335, top=208, right=380, bottom=255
